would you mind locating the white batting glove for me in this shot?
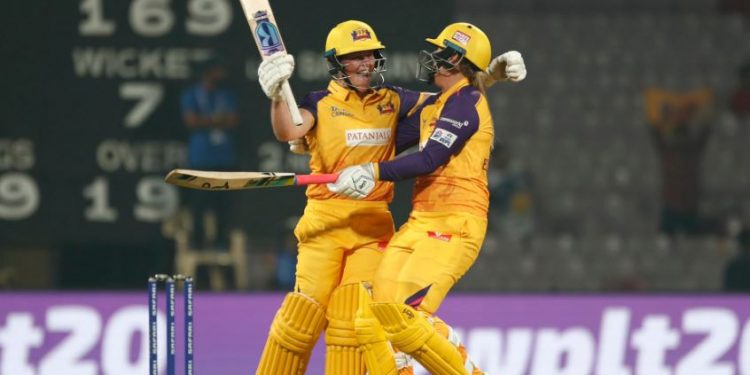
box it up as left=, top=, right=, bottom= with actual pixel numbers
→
left=327, top=163, right=376, bottom=199
left=487, top=50, right=527, bottom=84
left=288, top=138, right=309, bottom=154
left=258, top=53, right=295, bottom=100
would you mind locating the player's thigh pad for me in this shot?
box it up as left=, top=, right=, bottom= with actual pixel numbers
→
left=255, top=292, right=326, bottom=375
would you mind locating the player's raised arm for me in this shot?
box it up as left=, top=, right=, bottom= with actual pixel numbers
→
left=257, top=52, right=315, bottom=141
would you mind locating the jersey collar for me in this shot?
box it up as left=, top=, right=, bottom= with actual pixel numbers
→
left=437, top=77, right=471, bottom=104
left=327, top=80, right=383, bottom=104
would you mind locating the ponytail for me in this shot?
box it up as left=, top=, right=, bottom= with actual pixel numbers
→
left=458, top=62, right=488, bottom=96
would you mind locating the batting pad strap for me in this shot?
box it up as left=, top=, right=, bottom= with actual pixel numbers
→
left=269, top=292, right=327, bottom=353
left=370, top=303, right=468, bottom=375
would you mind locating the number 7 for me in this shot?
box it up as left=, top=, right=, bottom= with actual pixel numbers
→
left=120, top=82, right=164, bottom=128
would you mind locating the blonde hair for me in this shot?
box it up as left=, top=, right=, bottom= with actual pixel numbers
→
left=458, top=62, right=488, bottom=95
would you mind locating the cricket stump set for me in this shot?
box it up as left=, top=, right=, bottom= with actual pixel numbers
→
left=149, top=274, right=194, bottom=375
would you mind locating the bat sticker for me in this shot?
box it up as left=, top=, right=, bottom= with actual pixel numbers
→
left=253, top=11, right=284, bottom=55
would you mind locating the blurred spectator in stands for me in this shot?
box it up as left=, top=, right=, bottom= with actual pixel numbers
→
left=271, top=216, right=298, bottom=289
left=488, top=143, right=535, bottom=243
left=181, top=57, right=239, bottom=249
left=719, top=0, right=750, bottom=18
left=644, top=88, right=715, bottom=236
left=723, top=228, right=750, bottom=292
left=730, top=60, right=750, bottom=118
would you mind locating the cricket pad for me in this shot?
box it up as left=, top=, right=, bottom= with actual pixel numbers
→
left=370, top=302, right=469, bottom=375
left=354, top=283, right=399, bottom=375
left=255, top=292, right=326, bottom=375
left=325, top=283, right=366, bottom=375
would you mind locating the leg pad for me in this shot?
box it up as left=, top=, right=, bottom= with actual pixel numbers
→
left=255, top=292, right=326, bottom=375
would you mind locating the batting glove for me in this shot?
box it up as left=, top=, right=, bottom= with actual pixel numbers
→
left=327, top=163, right=377, bottom=199
left=258, top=52, right=295, bottom=100
left=486, top=51, right=527, bottom=85
left=288, top=138, right=309, bottom=154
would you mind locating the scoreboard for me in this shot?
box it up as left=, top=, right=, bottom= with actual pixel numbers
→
left=0, top=0, right=449, bottom=251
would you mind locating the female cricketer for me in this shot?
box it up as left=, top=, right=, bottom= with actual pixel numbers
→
left=254, top=20, right=430, bottom=375
left=327, top=22, right=516, bottom=375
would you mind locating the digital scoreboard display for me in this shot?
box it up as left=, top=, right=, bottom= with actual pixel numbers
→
left=0, top=0, right=447, bottom=248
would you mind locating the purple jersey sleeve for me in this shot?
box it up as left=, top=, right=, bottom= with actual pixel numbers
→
left=395, top=112, right=421, bottom=154
left=385, top=85, right=424, bottom=119
left=379, top=88, right=481, bottom=181
left=298, top=90, right=328, bottom=123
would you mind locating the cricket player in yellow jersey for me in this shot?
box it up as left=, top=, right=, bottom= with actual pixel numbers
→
left=328, top=22, right=515, bottom=375
left=253, top=20, right=432, bottom=375
left=256, top=19, right=525, bottom=375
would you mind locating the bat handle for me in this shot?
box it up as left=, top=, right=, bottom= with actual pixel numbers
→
left=281, top=81, right=304, bottom=126
left=295, top=173, right=339, bottom=186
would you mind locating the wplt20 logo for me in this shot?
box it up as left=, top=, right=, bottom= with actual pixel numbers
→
left=253, top=11, right=284, bottom=56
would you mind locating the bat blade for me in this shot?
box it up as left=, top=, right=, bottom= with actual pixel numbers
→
left=165, top=169, right=337, bottom=191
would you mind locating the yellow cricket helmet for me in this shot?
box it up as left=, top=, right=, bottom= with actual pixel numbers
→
left=324, top=20, right=385, bottom=57
left=425, top=22, right=491, bottom=71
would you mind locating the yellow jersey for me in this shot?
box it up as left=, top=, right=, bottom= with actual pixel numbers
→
left=299, top=81, right=427, bottom=202
left=377, top=78, right=493, bottom=216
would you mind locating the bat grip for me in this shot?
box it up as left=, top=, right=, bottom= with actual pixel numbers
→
left=281, top=81, right=304, bottom=126
left=295, top=173, right=339, bottom=186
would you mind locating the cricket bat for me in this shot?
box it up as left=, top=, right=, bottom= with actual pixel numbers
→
left=239, top=0, right=304, bottom=126
left=165, top=169, right=338, bottom=191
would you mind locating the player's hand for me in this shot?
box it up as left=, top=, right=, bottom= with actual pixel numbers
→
left=258, top=52, right=295, bottom=100
left=288, top=138, right=309, bottom=154
left=487, top=51, right=527, bottom=84
left=327, top=163, right=376, bottom=199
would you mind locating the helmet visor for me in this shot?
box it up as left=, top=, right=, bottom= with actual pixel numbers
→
left=416, top=48, right=461, bottom=82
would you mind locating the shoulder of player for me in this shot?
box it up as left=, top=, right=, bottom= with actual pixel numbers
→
left=302, top=89, right=332, bottom=105
left=380, top=84, right=402, bottom=93
left=445, top=85, right=483, bottom=107
left=378, top=84, right=418, bottom=99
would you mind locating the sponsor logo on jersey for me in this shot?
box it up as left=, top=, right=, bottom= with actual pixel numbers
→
left=427, top=231, right=452, bottom=242
left=439, top=116, right=469, bottom=129
left=331, top=106, right=353, bottom=117
left=377, top=102, right=395, bottom=114
left=345, top=128, right=391, bottom=146
left=452, top=30, right=471, bottom=46
left=351, top=29, right=372, bottom=41
left=430, top=128, right=458, bottom=148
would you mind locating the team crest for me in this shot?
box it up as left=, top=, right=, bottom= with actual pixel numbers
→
left=451, top=30, right=471, bottom=46
left=377, top=102, right=395, bottom=114
left=351, top=28, right=372, bottom=41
